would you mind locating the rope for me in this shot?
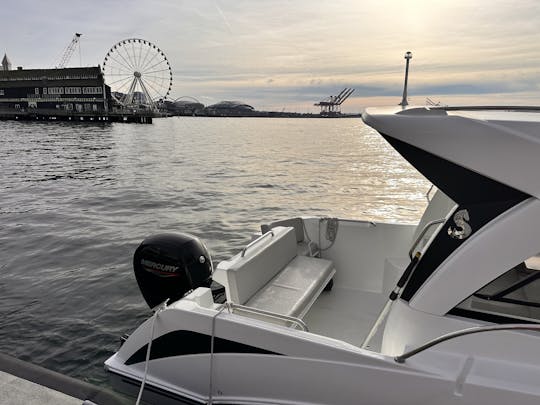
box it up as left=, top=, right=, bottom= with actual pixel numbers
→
left=207, top=304, right=227, bottom=404
left=135, top=300, right=169, bottom=405
left=301, top=219, right=318, bottom=257
left=319, top=217, right=339, bottom=251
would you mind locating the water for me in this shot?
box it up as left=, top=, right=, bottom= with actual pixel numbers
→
left=0, top=117, right=429, bottom=386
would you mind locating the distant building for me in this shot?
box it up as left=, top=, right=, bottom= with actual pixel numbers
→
left=204, top=100, right=255, bottom=116
left=163, top=99, right=205, bottom=116
left=0, top=66, right=111, bottom=112
left=2, top=54, right=11, bottom=71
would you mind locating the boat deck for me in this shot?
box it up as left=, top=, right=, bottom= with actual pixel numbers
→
left=304, top=286, right=388, bottom=351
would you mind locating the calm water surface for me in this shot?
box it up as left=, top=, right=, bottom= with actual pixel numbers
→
left=0, top=117, right=429, bottom=386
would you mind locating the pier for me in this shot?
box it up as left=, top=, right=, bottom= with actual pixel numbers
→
left=0, top=108, right=153, bottom=124
left=0, top=353, right=128, bottom=404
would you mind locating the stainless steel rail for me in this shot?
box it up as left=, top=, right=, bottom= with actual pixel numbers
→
left=241, top=230, right=274, bottom=257
left=334, top=218, right=376, bottom=226
left=435, top=105, right=540, bottom=112
left=425, top=185, right=435, bottom=203
left=226, top=302, right=309, bottom=331
left=395, top=323, right=540, bottom=363
left=408, top=218, right=446, bottom=259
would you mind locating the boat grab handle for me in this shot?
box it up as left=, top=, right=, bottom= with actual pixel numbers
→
left=395, top=323, right=540, bottom=363
left=226, top=302, right=309, bottom=331
left=425, top=185, right=435, bottom=203
left=409, top=218, right=446, bottom=259
left=242, top=230, right=274, bottom=257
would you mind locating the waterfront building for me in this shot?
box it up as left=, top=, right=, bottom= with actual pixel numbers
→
left=0, top=66, right=112, bottom=113
left=163, top=99, right=205, bottom=116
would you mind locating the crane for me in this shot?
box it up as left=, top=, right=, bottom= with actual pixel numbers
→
left=56, top=33, right=82, bottom=68
left=314, top=88, right=355, bottom=116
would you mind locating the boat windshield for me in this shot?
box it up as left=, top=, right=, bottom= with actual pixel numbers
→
left=454, top=255, right=540, bottom=323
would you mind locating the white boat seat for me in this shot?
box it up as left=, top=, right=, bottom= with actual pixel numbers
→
left=246, top=255, right=334, bottom=318
left=214, top=226, right=335, bottom=321
left=261, top=217, right=319, bottom=257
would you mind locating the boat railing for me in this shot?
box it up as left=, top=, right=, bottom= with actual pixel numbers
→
left=409, top=218, right=446, bottom=259
left=395, top=323, right=540, bottom=363
left=226, top=302, right=309, bottom=331
left=242, top=230, right=274, bottom=257
left=425, top=185, right=435, bottom=203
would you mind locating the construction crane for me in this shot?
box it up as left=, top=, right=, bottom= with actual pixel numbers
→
left=56, top=33, right=81, bottom=68
left=314, top=88, right=355, bottom=116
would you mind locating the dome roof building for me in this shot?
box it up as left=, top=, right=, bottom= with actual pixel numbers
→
left=204, top=100, right=255, bottom=116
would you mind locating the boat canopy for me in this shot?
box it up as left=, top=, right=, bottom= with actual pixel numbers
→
left=363, top=107, right=540, bottom=312
left=363, top=106, right=540, bottom=202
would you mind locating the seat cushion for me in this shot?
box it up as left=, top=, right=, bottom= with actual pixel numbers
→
left=246, top=255, right=335, bottom=318
left=214, top=226, right=298, bottom=304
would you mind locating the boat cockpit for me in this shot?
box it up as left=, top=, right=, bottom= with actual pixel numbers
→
left=105, top=106, right=540, bottom=405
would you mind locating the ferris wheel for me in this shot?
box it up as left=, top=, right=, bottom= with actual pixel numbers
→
left=102, top=38, right=172, bottom=108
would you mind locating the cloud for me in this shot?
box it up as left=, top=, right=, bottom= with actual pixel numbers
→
left=2, top=0, right=540, bottom=110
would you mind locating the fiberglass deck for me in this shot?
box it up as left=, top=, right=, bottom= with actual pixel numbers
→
left=303, top=286, right=388, bottom=351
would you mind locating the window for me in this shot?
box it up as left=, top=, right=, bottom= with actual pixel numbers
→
left=454, top=255, right=540, bottom=322
left=82, top=87, right=103, bottom=94
left=0, top=89, right=4, bottom=96
left=34, top=88, right=39, bottom=94
left=65, top=87, right=81, bottom=95
left=43, top=88, right=47, bottom=95
left=48, top=87, right=64, bottom=95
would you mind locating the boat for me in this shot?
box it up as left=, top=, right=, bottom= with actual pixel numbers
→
left=105, top=105, right=540, bottom=404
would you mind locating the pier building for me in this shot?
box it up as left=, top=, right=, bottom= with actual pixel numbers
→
left=0, top=66, right=111, bottom=113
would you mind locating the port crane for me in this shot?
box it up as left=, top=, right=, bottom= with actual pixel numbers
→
left=315, top=88, right=355, bottom=115
left=55, top=33, right=81, bottom=68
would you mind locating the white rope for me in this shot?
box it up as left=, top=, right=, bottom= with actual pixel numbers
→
left=135, top=300, right=168, bottom=405
left=207, top=304, right=227, bottom=405
left=319, top=217, right=339, bottom=251
left=301, top=219, right=318, bottom=257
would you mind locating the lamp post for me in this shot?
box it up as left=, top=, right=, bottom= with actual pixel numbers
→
left=399, top=51, right=413, bottom=107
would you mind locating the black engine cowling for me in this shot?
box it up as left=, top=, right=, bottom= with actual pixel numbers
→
left=133, top=233, right=213, bottom=309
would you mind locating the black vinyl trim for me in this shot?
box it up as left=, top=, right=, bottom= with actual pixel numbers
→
left=474, top=295, right=540, bottom=309
left=381, top=134, right=528, bottom=205
left=379, top=134, right=530, bottom=301
left=125, top=330, right=281, bottom=365
left=448, top=307, right=539, bottom=325
left=401, top=199, right=522, bottom=301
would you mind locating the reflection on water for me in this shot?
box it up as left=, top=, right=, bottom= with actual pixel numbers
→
left=0, top=117, right=429, bottom=385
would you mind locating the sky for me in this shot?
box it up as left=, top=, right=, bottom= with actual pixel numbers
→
left=2, top=0, right=540, bottom=113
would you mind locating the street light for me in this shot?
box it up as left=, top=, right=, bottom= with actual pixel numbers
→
left=399, top=51, right=413, bottom=107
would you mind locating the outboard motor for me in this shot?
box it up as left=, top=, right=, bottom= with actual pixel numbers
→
left=133, top=233, right=217, bottom=309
